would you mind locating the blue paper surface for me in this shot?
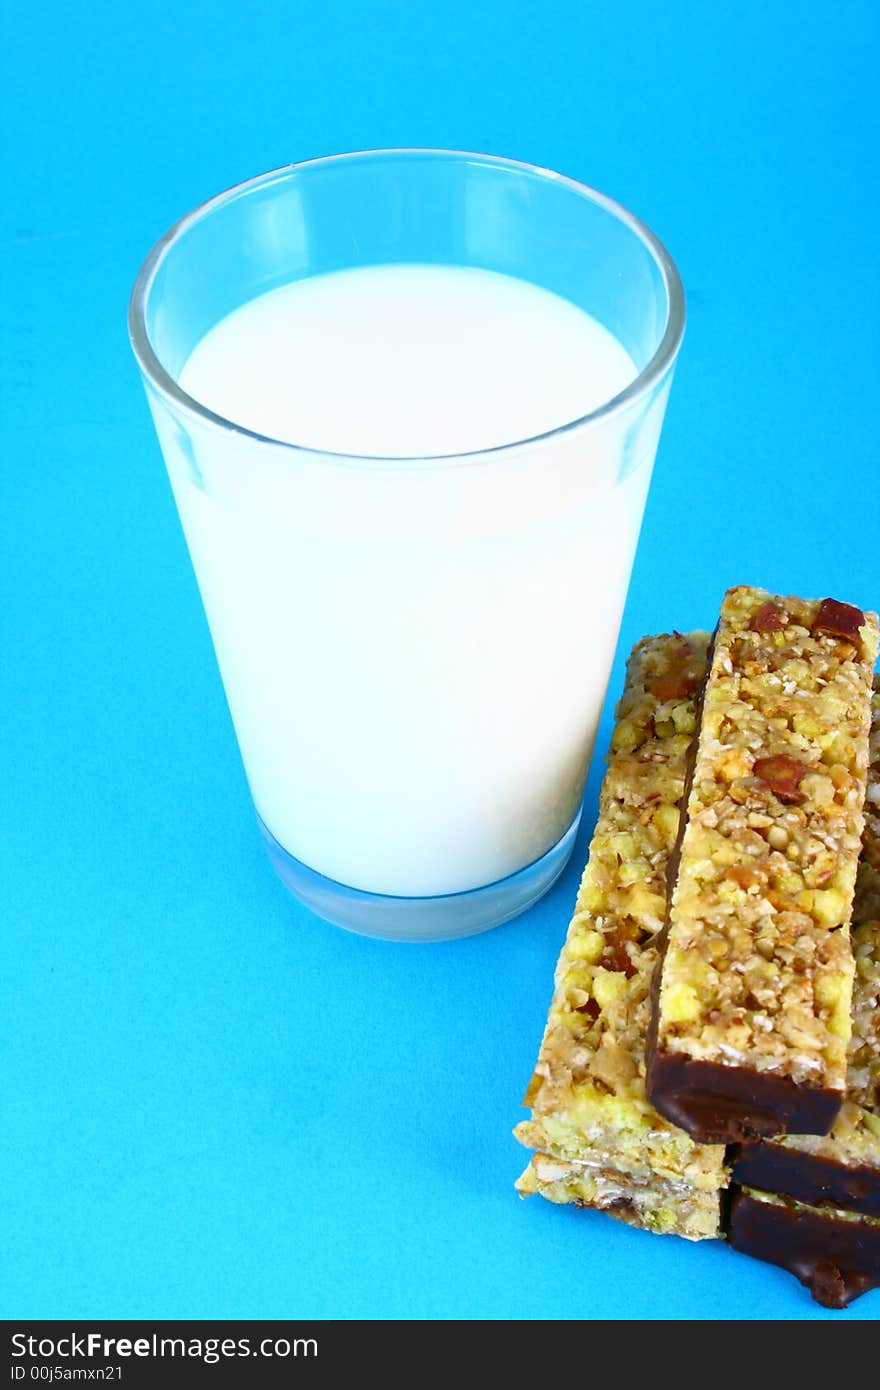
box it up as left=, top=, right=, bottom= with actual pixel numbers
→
left=3, top=0, right=879, bottom=1320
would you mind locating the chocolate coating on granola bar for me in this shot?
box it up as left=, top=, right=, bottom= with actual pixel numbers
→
left=731, top=1141, right=880, bottom=1217
left=727, top=1186, right=880, bottom=1309
left=649, top=1054, right=842, bottom=1144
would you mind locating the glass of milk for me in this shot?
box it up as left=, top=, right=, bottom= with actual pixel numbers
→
left=129, top=150, right=684, bottom=942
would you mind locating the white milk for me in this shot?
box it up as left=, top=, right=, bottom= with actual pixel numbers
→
left=181, top=265, right=636, bottom=457
left=165, top=264, right=647, bottom=897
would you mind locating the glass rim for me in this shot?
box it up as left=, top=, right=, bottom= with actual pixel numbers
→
left=128, top=147, right=686, bottom=467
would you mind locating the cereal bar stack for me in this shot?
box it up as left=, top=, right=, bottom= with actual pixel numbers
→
left=515, top=586, right=880, bottom=1307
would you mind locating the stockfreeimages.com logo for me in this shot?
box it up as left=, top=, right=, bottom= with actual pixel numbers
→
left=11, top=1332, right=317, bottom=1369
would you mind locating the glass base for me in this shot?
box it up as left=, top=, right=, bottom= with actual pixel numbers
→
left=257, top=811, right=582, bottom=942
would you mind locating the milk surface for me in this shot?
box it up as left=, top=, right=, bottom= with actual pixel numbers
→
left=169, top=264, right=645, bottom=896
left=181, top=264, right=636, bottom=457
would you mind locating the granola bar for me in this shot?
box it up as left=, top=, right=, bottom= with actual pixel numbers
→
left=731, top=926, right=880, bottom=1216
left=646, top=586, right=879, bottom=1142
left=731, top=684, right=880, bottom=1214
left=517, top=1152, right=720, bottom=1241
left=727, top=1185, right=880, bottom=1309
left=514, top=632, right=727, bottom=1232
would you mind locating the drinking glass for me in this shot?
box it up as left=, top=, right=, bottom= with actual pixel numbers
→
left=129, top=149, right=684, bottom=941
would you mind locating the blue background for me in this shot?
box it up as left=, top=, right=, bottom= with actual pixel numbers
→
left=3, top=0, right=879, bottom=1321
